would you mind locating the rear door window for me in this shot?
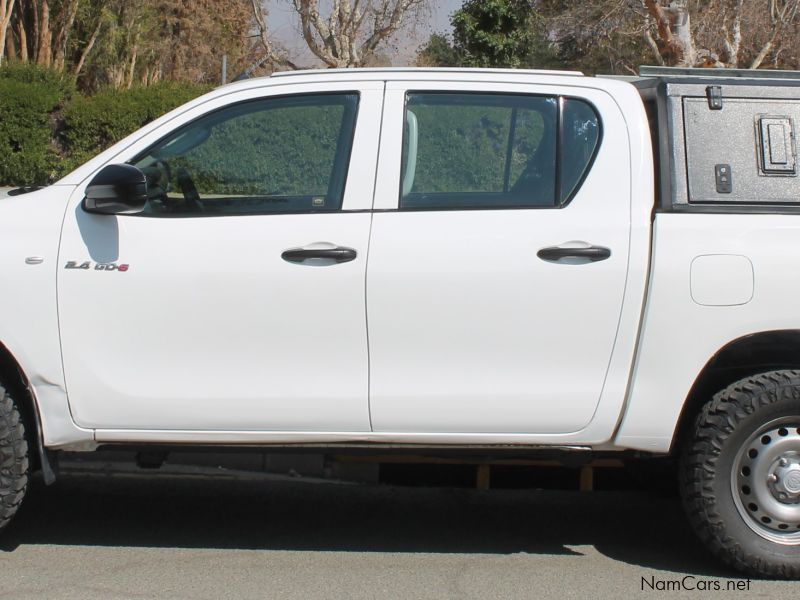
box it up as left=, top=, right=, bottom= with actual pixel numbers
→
left=400, top=92, right=600, bottom=210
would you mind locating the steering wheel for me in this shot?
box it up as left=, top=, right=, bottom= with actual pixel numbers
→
left=176, top=167, right=204, bottom=213
left=140, top=159, right=171, bottom=195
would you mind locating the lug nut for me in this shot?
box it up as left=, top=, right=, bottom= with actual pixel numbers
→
left=769, top=474, right=779, bottom=483
left=779, top=458, right=789, bottom=467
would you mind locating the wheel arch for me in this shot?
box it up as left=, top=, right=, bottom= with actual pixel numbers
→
left=0, top=340, right=56, bottom=483
left=672, top=329, right=800, bottom=454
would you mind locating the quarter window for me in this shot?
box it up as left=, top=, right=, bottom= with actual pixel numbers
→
left=561, top=98, right=601, bottom=201
left=400, top=92, right=600, bottom=210
left=132, top=93, right=359, bottom=216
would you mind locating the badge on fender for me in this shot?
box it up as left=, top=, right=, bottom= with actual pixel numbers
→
left=64, top=261, right=129, bottom=272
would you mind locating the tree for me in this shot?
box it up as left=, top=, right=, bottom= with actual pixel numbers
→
left=4, top=0, right=81, bottom=66
left=655, top=0, right=800, bottom=69
left=2, top=0, right=256, bottom=89
left=536, top=0, right=652, bottom=74
left=415, top=32, right=460, bottom=67
left=539, top=1, right=800, bottom=73
left=295, top=0, right=427, bottom=67
left=451, top=0, right=554, bottom=68
left=415, top=0, right=556, bottom=69
left=250, top=0, right=428, bottom=69
left=248, top=0, right=298, bottom=73
left=750, top=0, right=800, bottom=67
left=125, top=0, right=253, bottom=85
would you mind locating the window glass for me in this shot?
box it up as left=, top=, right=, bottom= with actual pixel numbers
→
left=400, top=93, right=558, bottom=210
left=132, top=93, right=358, bottom=216
left=561, top=98, right=600, bottom=202
left=399, top=93, right=601, bottom=210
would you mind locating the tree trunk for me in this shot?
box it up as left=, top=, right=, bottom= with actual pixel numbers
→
left=36, top=0, right=50, bottom=66
left=672, top=5, right=695, bottom=66
left=125, top=42, right=138, bottom=89
left=30, top=0, right=39, bottom=62
left=15, top=10, right=26, bottom=61
left=4, top=25, right=14, bottom=59
left=643, top=0, right=695, bottom=66
left=52, top=0, right=78, bottom=71
left=0, top=0, right=16, bottom=65
left=72, top=17, right=101, bottom=79
left=750, top=40, right=774, bottom=69
left=644, top=29, right=665, bottom=66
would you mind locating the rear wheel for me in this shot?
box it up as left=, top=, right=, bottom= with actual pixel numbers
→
left=681, top=370, right=800, bottom=578
left=0, top=382, right=28, bottom=533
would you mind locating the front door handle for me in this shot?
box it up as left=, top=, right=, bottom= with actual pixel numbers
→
left=537, top=244, right=611, bottom=263
left=281, top=245, right=357, bottom=264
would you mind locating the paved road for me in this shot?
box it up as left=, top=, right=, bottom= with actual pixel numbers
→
left=0, top=473, right=792, bottom=600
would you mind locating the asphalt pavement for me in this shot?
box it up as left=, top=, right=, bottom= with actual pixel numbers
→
left=0, top=472, right=793, bottom=600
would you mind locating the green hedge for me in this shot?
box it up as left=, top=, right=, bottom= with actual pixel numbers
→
left=0, top=64, right=210, bottom=186
left=0, top=65, right=74, bottom=186
left=61, top=82, right=211, bottom=171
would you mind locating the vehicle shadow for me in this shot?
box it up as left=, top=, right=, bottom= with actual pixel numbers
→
left=0, top=473, right=736, bottom=578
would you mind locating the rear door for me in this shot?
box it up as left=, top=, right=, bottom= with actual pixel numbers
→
left=367, top=80, right=632, bottom=434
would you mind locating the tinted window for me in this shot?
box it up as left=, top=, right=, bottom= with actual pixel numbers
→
left=400, top=93, right=600, bottom=210
left=132, top=93, right=358, bottom=216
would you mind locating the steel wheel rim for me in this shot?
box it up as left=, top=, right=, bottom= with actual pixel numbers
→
left=732, top=416, right=800, bottom=545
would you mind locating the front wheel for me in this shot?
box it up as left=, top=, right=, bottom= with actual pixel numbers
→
left=0, top=382, right=28, bottom=533
left=681, top=370, right=800, bottom=578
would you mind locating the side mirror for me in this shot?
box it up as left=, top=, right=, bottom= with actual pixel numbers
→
left=83, top=164, right=148, bottom=215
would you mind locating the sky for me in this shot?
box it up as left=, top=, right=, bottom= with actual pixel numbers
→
left=264, top=0, right=464, bottom=66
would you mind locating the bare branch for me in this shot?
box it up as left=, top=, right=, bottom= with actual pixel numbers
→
left=250, top=0, right=299, bottom=70
left=644, top=27, right=665, bottom=66
left=643, top=0, right=681, bottom=64
left=72, top=16, right=102, bottom=79
left=750, top=0, right=800, bottom=68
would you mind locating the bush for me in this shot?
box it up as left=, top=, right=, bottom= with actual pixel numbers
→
left=0, top=64, right=74, bottom=186
left=0, top=65, right=210, bottom=186
left=61, top=82, right=212, bottom=171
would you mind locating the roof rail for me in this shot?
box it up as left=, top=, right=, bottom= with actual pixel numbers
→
left=638, top=65, right=800, bottom=81
left=271, top=67, right=583, bottom=78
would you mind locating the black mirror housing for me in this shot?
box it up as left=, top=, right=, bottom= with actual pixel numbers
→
left=83, top=164, right=148, bottom=215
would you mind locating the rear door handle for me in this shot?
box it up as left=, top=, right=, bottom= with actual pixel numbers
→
left=281, top=245, right=357, bottom=264
left=537, top=244, right=611, bottom=263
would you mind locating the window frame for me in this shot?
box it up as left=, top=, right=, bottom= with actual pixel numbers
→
left=123, top=91, right=362, bottom=218
left=397, top=90, right=603, bottom=212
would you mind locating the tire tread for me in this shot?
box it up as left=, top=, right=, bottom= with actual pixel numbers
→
left=0, top=382, right=28, bottom=532
left=680, top=369, right=800, bottom=578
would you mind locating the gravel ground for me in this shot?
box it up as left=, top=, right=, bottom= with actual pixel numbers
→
left=0, top=472, right=792, bottom=600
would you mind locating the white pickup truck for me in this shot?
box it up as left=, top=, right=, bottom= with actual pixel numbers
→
left=2, top=66, right=800, bottom=577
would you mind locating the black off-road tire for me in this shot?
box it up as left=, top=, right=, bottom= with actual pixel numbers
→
left=680, top=370, right=800, bottom=578
left=0, top=383, right=28, bottom=533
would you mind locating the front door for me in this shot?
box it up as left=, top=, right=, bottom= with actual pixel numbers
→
left=58, top=84, right=383, bottom=432
left=367, top=82, right=632, bottom=434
